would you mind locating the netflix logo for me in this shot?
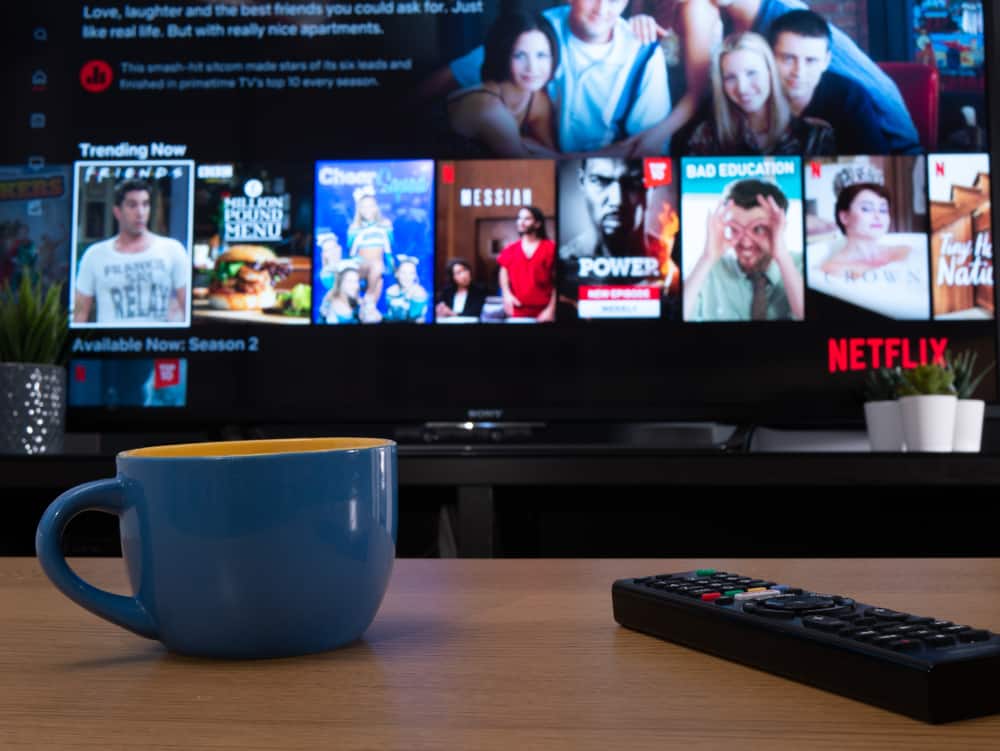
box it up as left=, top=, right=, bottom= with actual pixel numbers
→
left=154, top=359, right=181, bottom=389
left=644, top=158, right=672, bottom=188
left=828, top=337, right=948, bottom=373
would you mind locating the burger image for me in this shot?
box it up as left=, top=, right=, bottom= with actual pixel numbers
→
left=208, top=245, right=290, bottom=311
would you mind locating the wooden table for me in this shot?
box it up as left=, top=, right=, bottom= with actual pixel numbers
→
left=2, top=558, right=999, bottom=749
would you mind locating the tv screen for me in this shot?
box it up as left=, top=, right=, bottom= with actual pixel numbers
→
left=3, top=0, right=997, bottom=430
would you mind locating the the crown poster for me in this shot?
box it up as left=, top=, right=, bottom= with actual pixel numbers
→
left=929, top=153, right=993, bottom=320
left=804, top=156, right=930, bottom=320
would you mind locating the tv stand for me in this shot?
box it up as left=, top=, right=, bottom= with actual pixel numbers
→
left=5, top=422, right=1000, bottom=558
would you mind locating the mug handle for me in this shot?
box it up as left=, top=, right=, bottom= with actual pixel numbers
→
left=35, top=479, right=159, bottom=639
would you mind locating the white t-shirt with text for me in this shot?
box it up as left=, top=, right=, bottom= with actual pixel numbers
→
left=75, top=234, right=189, bottom=325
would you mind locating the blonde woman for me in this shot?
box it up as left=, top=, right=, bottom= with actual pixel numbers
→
left=348, top=186, right=394, bottom=316
left=686, top=31, right=834, bottom=156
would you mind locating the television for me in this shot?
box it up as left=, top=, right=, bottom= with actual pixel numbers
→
left=3, top=0, right=997, bottom=436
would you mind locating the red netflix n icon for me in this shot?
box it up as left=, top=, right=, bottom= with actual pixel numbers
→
left=154, top=359, right=181, bottom=389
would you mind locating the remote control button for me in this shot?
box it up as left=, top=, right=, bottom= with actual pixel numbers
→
left=723, top=589, right=745, bottom=596
left=871, top=635, right=898, bottom=648
left=925, top=635, right=956, bottom=648
left=734, top=589, right=781, bottom=601
left=735, top=578, right=753, bottom=585
left=695, top=569, right=717, bottom=576
left=850, top=629, right=880, bottom=642
left=713, top=596, right=734, bottom=606
left=849, top=617, right=877, bottom=628
left=958, top=630, right=991, bottom=643
left=687, top=588, right=716, bottom=598
left=904, top=616, right=934, bottom=625
left=940, top=625, right=971, bottom=635
left=802, top=616, right=849, bottom=632
left=931, top=620, right=953, bottom=629
left=759, top=594, right=835, bottom=612
left=889, top=639, right=921, bottom=652
left=876, top=624, right=909, bottom=635
left=743, top=602, right=795, bottom=619
left=865, top=608, right=909, bottom=621
left=908, top=629, right=936, bottom=640
left=701, top=593, right=721, bottom=602
left=802, top=605, right=855, bottom=618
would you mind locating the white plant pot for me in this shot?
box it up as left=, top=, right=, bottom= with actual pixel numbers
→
left=953, top=398, right=985, bottom=453
left=899, top=394, right=957, bottom=452
left=863, top=400, right=905, bottom=452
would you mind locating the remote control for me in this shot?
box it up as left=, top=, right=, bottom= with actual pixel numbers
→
left=612, top=569, right=1000, bottom=723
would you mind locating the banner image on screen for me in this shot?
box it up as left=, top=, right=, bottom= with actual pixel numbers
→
left=69, top=358, right=188, bottom=408
left=69, top=161, right=194, bottom=329
left=929, top=153, right=993, bottom=320
left=424, top=1, right=988, bottom=160
left=681, top=156, right=804, bottom=322
left=192, top=163, right=313, bottom=325
left=557, top=158, right=679, bottom=320
left=0, top=165, right=71, bottom=290
left=435, top=160, right=556, bottom=324
left=805, top=156, right=930, bottom=320
left=313, top=160, right=434, bottom=325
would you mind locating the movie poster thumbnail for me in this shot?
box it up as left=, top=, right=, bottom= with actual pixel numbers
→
left=69, top=358, right=188, bottom=408
left=313, top=160, right=434, bottom=325
left=680, top=156, right=804, bottom=322
left=929, top=153, right=993, bottom=320
left=0, top=164, right=71, bottom=290
left=435, top=159, right=557, bottom=324
left=805, top=156, right=930, bottom=319
left=557, top=158, right=679, bottom=320
left=70, top=161, right=194, bottom=329
left=192, top=163, right=313, bottom=325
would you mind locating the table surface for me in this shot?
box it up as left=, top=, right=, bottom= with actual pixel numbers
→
left=2, top=558, right=1000, bottom=750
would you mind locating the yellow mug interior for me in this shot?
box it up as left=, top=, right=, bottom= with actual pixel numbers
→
left=122, top=437, right=394, bottom=459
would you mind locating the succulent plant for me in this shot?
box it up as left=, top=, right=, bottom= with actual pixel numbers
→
left=0, top=274, right=68, bottom=365
left=947, top=349, right=995, bottom=400
left=862, top=366, right=903, bottom=402
left=897, top=363, right=956, bottom=397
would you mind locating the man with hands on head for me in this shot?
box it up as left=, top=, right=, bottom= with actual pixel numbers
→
left=684, top=178, right=803, bottom=322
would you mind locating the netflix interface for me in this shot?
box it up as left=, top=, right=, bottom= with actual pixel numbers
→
left=192, top=162, right=313, bottom=325
left=680, top=156, right=804, bottom=323
left=805, top=156, right=931, bottom=320
left=313, top=160, right=434, bottom=325
left=557, top=158, right=679, bottom=320
left=6, top=0, right=998, bottom=420
left=69, top=160, right=194, bottom=329
left=434, top=159, right=556, bottom=324
left=929, top=153, right=994, bottom=320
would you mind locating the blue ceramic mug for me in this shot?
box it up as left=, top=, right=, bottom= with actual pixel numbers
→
left=36, top=438, right=396, bottom=658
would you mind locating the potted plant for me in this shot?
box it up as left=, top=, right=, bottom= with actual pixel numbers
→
left=948, top=349, right=995, bottom=453
left=0, top=275, right=69, bottom=454
left=862, top=367, right=905, bottom=451
left=897, top=362, right=957, bottom=452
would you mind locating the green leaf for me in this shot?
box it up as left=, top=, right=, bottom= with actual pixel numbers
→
left=0, top=275, right=68, bottom=364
